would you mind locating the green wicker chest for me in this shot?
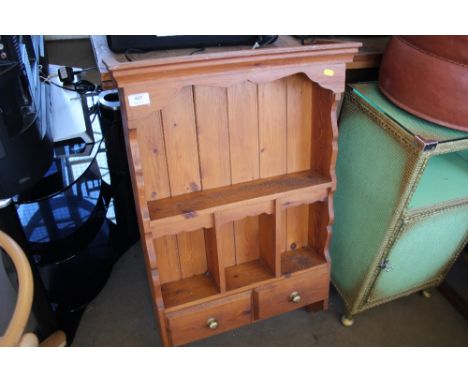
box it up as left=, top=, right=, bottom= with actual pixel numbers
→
left=331, top=82, right=468, bottom=325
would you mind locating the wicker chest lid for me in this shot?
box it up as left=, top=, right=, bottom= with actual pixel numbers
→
left=350, top=82, right=468, bottom=144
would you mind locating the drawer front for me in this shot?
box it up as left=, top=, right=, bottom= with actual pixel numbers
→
left=165, top=292, right=252, bottom=346
left=254, top=267, right=329, bottom=320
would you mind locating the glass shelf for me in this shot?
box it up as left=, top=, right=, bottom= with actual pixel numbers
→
left=14, top=94, right=115, bottom=265
left=16, top=160, right=111, bottom=265
left=14, top=94, right=105, bottom=204
left=39, top=218, right=118, bottom=313
left=4, top=65, right=137, bottom=339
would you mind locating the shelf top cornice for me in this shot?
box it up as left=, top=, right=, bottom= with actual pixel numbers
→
left=106, top=40, right=360, bottom=119
left=108, top=40, right=361, bottom=89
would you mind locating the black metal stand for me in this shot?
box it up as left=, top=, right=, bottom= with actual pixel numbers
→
left=0, top=198, right=58, bottom=341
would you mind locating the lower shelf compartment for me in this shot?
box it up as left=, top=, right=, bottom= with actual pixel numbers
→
left=161, top=273, right=220, bottom=309
left=281, top=247, right=327, bottom=275
left=226, top=259, right=274, bottom=291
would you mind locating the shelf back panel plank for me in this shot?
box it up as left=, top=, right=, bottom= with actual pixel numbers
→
left=135, top=114, right=182, bottom=283
left=227, top=82, right=261, bottom=265
left=193, top=85, right=236, bottom=268
left=286, top=74, right=313, bottom=251
left=258, top=78, right=288, bottom=258
left=258, top=78, right=288, bottom=178
left=161, top=86, right=207, bottom=279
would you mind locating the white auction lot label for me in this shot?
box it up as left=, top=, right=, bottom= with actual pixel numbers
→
left=128, top=93, right=151, bottom=107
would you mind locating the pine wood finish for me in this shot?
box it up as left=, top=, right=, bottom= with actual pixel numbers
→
left=165, top=291, right=252, bottom=346
left=90, top=35, right=377, bottom=89
left=108, top=41, right=360, bottom=346
left=254, top=266, right=329, bottom=320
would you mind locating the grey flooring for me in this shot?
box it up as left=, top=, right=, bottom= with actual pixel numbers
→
left=71, top=241, right=468, bottom=346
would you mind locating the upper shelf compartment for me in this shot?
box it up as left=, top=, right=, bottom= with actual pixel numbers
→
left=119, top=45, right=360, bottom=238
left=148, top=170, right=331, bottom=238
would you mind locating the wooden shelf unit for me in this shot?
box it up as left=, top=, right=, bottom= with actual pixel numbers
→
left=108, top=41, right=361, bottom=345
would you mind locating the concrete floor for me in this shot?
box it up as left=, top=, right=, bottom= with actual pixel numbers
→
left=46, top=38, right=468, bottom=347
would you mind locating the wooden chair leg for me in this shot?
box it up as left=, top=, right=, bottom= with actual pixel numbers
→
left=40, top=330, right=67, bottom=347
left=18, top=333, right=39, bottom=347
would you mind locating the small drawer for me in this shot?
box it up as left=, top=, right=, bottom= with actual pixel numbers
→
left=253, top=267, right=329, bottom=320
left=165, top=292, right=253, bottom=346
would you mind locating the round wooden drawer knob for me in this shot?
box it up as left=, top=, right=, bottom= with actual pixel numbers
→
left=207, top=318, right=219, bottom=330
left=290, top=291, right=301, bottom=304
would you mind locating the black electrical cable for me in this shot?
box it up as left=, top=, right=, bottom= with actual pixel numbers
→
left=124, top=48, right=146, bottom=62
left=258, top=35, right=278, bottom=47
left=42, top=78, right=74, bottom=92
left=251, top=35, right=279, bottom=50
left=75, top=66, right=97, bottom=74
left=0, top=61, right=17, bottom=66
left=40, top=64, right=101, bottom=95
left=190, top=47, right=205, bottom=55
left=74, top=79, right=98, bottom=94
left=41, top=76, right=101, bottom=95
